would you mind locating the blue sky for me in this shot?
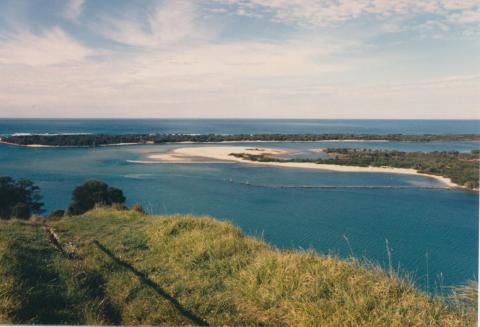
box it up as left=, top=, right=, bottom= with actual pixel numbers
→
left=0, top=0, right=478, bottom=118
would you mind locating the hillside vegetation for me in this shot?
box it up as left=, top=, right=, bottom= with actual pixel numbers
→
left=0, top=208, right=476, bottom=326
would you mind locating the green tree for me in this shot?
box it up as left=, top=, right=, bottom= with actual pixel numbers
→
left=0, top=176, right=44, bottom=219
left=11, top=203, right=31, bottom=219
left=67, top=180, right=126, bottom=215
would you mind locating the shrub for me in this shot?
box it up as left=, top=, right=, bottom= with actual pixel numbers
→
left=131, top=203, right=146, bottom=214
left=67, top=180, right=126, bottom=215
left=0, top=176, right=44, bottom=219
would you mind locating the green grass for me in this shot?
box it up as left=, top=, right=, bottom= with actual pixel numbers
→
left=0, top=208, right=477, bottom=326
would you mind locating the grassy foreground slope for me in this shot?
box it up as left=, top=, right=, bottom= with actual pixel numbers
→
left=0, top=208, right=476, bottom=326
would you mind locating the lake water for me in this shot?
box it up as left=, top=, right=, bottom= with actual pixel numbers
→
left=0, top=119, right=478, bottom=289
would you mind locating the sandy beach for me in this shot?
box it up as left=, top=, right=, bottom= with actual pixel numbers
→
left=147, top=146, right=461, bottom=188
left=148, top=146, right=288, bottom=163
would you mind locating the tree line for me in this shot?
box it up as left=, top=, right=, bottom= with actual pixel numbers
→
left=0, top=177, right=127, bottom=220
left=2, top=133, right=480, bottom=147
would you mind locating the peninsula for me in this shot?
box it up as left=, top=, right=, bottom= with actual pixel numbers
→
left=1, top=133, right=480, bottom=147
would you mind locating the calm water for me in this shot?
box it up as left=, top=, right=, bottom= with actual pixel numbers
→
left=1, top=118, right=480, bottom=135
left=0, top=119, right=478, bottom=288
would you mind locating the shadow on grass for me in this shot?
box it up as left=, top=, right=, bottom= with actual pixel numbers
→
left=93, top=240, right=209, bottom=326
left=4, top=236, right=74, bottom=323
left=3, top=230, right=122, bottom=325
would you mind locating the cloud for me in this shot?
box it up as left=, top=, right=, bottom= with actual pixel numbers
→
left=64, top=0, right=85, bottom=21
left=418, top=20, right=450, bottom=32
left=98, top=0, right=213, bottom=48
left=0, top=0, right=478, bottom=118
left=447, top=8, right=480, bottom=24
left=0, top=35, right=359, bottom=116
left=0, top=27, right=95, bottom=66
left=2, top=70, right=478, bottom=118
left=442, top=0, right=479, bottom=10
left=211, top=0, right=480, bottom=35
left=0, top=30, right=478, bottom=119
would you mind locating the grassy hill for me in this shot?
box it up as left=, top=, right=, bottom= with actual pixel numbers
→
left=0, top=207, right=476, bottom=326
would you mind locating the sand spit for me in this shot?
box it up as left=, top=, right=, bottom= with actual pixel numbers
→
left=148, top=146, right=462, bottom=189
left=148, top=146, right=288, bottom=163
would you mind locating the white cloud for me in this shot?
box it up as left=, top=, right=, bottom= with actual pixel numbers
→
left=211, top=0, right=480, bottom=35
left=0, top=32, right=478, bottom=119
left=64, top=0, right=85, bottom=21
left=442, top=0, right=479, bottom=10
left=418, top=20, right=450, bottom=32
left=0, top=0, right=478, bottom=118
left=448, top=8, right=480, bottom=24
left=98, top=0, right=213, bottom=48
left=0, top=34, right=360, bottom=116
left=0, top=27, right=95, bottom=66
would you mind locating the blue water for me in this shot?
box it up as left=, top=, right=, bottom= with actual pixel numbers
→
left=0, top=119, right=478, bottom=289
left=1, top=118, right=480, bottom=135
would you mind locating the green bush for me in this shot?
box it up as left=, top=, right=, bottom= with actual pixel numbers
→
left=67, top=180, right=126, bottom=215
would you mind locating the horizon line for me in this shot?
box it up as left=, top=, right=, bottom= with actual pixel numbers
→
left=1, top=117, right=480, bottom=121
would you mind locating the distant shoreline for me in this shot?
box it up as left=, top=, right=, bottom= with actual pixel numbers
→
left=0, top=140, right=150, bottom=148
left=0, top=139, right=394, bottom=148
left=0, top=140, right=89, bottom=148
left=2, top=133, right=479, bottom=148
left=2, top=137, right=480, bottom=148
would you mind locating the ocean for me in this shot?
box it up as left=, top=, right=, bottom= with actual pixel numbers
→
left=0, top=119, right=478, bottom=288
left=1, top=118, right=480, bottom=135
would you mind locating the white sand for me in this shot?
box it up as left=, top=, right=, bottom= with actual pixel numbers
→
left=22, top=144, right=53, bottom=148
left=99, top=143, right=144, bottom=147
left=148, top=146, right=461, bottom=188
left=148, top=146, right=288, bottom=163
left=313, top=139, right=389, bottom=143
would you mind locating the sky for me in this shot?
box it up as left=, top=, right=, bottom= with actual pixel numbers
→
left=0, top=0, right=478, bottom=119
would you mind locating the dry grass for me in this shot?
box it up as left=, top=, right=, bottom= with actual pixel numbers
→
left=0, top=208, right=477, bottom=326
